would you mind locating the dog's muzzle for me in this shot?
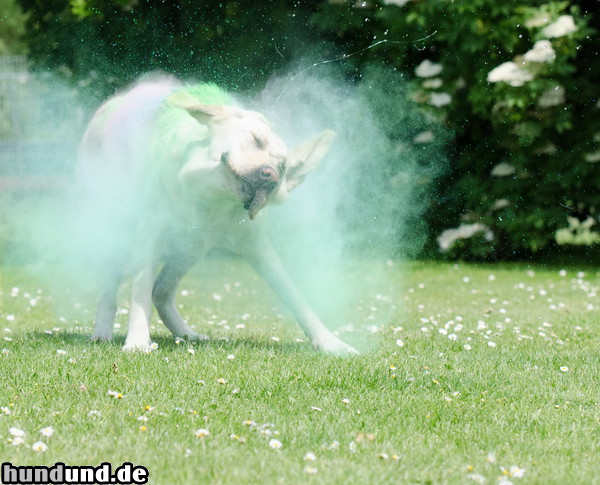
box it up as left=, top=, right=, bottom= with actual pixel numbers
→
left=243, top=166, right=279, bottom=219
left=222, top=153, right=280, bottom=219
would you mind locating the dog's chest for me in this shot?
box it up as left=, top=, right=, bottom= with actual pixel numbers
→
left=162, top=203, right=262, bottom=256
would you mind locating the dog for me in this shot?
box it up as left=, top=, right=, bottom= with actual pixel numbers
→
left=78, top=78, right=357, bottom=356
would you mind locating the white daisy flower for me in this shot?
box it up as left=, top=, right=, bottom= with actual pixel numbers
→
left=32, top=441, right=48, bottom=452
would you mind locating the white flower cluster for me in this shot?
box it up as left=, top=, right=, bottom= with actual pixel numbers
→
left=487, top=14, right=577, bottom=90
left=490, top=162, right=515, bottom=177
left=437, top=223, right=494, bottom=251
left=415, top=59, right=443, bottom=78
left=414, top=60, right=452, bottom=108
left=523, top=40, right=555, bottom=63
left=383, top=0, right=412, bottom=6
left=487, top=62, right=533, bottom=87
left=555, top=216, right=600, bottom=246
left=543, top=15, right=578, bottom=38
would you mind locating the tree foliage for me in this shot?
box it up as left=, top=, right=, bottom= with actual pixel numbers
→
left=16, top=0, right=325, bottom=97
left=0, top=0, right=28, bottom=55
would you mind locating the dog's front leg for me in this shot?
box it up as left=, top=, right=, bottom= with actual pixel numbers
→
left=152, top=249, right=209, bottom=342
left=91, top=273, right=121, bottom=342
left=245, top=238, right=358, bottom=356
left=123, top=255, right=158, bottom=352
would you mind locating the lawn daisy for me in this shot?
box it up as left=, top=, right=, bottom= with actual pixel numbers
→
left=467, top=473, right=486, bottom=484
left=10, top=437, right=24, bottom=446
left=9, top=427, right=25, bottom=437
left=269, top=438, right=283, bottom=449
left=39, top=426, right=54, bottom=437
left=32, top=441, right=48, bottom=452
left=304, top=452, right=317, bottom=461
left=194, top=428, right=210, bottom=438
left=107, top=390, right=125, bottom=399
left=327, top=440, right=340, bottom=449
left=560, top=366, right=569, bottom=372
left=216, top=378, right=227, bottom=384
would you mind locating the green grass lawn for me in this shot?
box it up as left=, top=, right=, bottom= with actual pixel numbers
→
left=0, top=259, right=598, bottom=484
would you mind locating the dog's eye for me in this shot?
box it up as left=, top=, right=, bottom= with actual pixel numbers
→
left=253, top=133, right=267, bottom=150
left=220, top=152, right=229, bottom=164
left=278, top=160, right=287, bottom=173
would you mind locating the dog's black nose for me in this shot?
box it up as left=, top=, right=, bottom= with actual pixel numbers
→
left=259, top=165, right=279, bottom=183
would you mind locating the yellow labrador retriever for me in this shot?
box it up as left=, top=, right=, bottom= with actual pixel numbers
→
left=79, top=78, right=357, bottom=355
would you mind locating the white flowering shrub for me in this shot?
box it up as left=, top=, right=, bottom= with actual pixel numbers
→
left=314, top=0, right=598, bottom=258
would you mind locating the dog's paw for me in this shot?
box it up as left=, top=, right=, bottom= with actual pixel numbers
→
left=91, top=333, right=113, bottom=342
left=181, top=331, right=210, bottom=342
left=312, top=334, right=358, bottom=357
left=122, top=339, right=153, bottom=352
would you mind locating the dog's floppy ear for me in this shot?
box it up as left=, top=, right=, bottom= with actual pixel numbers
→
left=286, top=129, right=335, bottom=192
left=166, top=91, right=240, bottom=124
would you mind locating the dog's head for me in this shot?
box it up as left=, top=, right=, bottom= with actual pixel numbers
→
left=168, top=90, right=335, bottom=219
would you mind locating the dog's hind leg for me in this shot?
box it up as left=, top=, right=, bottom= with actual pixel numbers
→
left=245, top=237, right=358, bottom=356
left=91, top=273, right=121, bottom=342
left=152, top=250, right=209, bottom=341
